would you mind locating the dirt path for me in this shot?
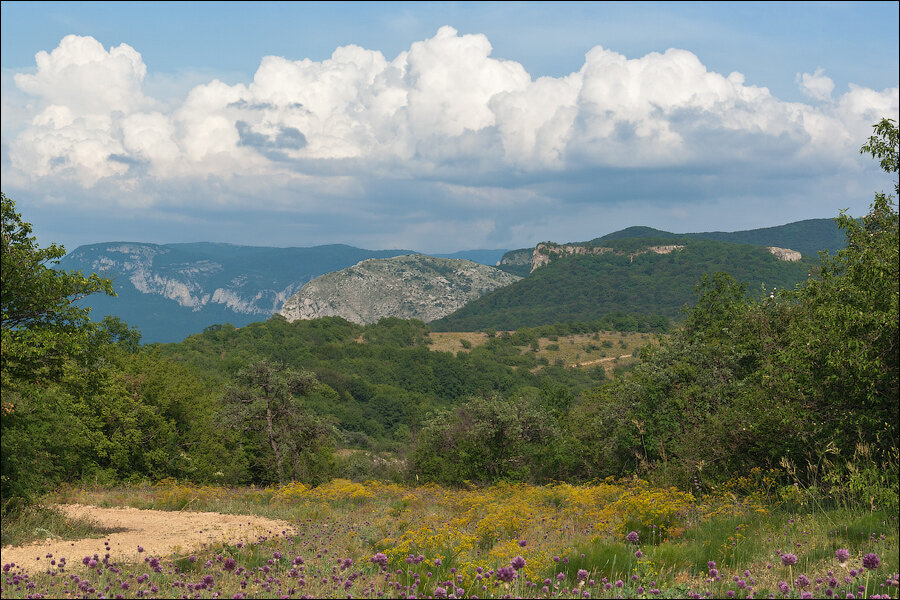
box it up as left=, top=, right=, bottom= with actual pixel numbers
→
left=571, top=353, right=633, bottom=368
left=0, top=504, right=293, bottom=571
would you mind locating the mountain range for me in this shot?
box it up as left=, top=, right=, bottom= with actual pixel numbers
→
left=59, top=218, right=846, bottom=343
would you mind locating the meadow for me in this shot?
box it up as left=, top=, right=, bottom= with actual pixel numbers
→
left=426, top=330, right=657, bottom=376
left=2, top=476, right=898, bottom=599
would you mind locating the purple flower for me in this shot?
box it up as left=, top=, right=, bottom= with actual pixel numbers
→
left=223, top=558, right=236, bottom=572
left=782, top=553, right=799, bottom=566
left=796, top=574, right=810, bottom=588
left=576, top=569, right=589, bottom=581
left=863, top=553, right=881, bottom=570
left=496, top=566, right=516, bottom=582
left=635, top=550, right=643, bottom=558
left=435, top=558, right=443, bottom=567
left=510, top=556, right=526, bottom=571
left=626, top=531, right=640, bottom=543
left=370, top=553, right=388, bottom=568
left=518, top=539, right=527, bottom=547
left=778, top=581, right=790, bottom=594
left=434, top=586, right=447, bottom=599
left=836, top=549, right=851, bottom=564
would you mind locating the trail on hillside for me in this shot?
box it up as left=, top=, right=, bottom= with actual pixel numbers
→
left=571, top=353, right=633, bottom=368
left=0, top=504, right=292, bottom=570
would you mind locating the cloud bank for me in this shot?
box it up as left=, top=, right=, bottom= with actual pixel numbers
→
left=2, top=28, right=898, bottom=250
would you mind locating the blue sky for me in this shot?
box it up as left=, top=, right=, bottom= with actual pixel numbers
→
left=2, top=1, right=898, bottom=253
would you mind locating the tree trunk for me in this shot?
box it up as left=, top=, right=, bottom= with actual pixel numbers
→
left=264, top=393, right=284, bottom=484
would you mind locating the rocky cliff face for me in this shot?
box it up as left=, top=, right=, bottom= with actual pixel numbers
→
left=766, top=246, right=802, bottom=261
left=278, top=254, right=521, bottom=324
left=63, top=243, right=302, bottom=315
left=57, top=242, right=416, bottom=342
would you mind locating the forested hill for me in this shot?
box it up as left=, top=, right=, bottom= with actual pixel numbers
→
left=590, top=217, right=847, bottom=257
left=430, top=237, right=815, bottom=331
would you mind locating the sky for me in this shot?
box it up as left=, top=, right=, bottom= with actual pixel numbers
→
left=1, top=1, right=898, bottom=254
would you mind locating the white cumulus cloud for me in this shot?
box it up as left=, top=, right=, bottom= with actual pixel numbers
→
left=1, top=28, right=897, bottom=225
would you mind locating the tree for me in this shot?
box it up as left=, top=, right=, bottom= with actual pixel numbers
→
left=222, top=359, right=333, bottom=484
left=1, top=192, right=114, bottom=385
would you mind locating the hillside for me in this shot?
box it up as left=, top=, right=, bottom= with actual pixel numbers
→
left=58, top=242, right=415, bottom=343
left=430, top=237, right=814, bottom=331
left=590, top=217, right=847, bottom=256
left=278, top=254, right=520, bottom=324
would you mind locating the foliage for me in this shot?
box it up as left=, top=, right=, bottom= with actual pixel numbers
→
left=222, top=359, right=335, bottom=485
left=432, top=238, right=813, bottom=331
left=570, top=118, right=899, bottom=504
left=1, top=192, right=114, bottom=384
left=410, top=392, right=569, bottom=485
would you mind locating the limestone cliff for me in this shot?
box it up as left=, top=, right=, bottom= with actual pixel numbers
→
left=765, top=246, right=802, bottom=261
left=278, top=254, right=521, bottom=324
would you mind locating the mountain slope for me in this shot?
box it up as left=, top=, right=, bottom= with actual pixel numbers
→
left=278, top=254, right=521, bottom=324
left=591, top=218, right=846, bottom=257
left=430, top=238, right=813, bottom=331
left=59, top=242, right=415, bottom=343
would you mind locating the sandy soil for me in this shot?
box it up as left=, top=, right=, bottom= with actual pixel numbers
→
left=572, top=353, right=633, bottom=367
left=0, top=504, right=293, bottom=571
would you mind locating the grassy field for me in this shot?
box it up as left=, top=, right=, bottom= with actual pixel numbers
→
left=2, top=478, right=897, bottom=599
left=427, top=331, right=660, bottom=375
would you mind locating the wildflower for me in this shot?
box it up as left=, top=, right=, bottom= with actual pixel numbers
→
left=626, top=531, right=640, bottom=543
left=796, top=574, right=810, bottom=589
left=778, top=581, right=790, bottom=594
left=863, top=554, right=881, bottom=571
left=836, top=549, right=850, bottom=564
left=518, top=540, right=527, bottom=547
left=496, top=566, right=516, bottom=582
left=577, top=569, right=588, bottom=581
left=434, top=586, right=447, bottom=598
left=635, top=550, right=643, bottom=558
left=782, top=554, right=799, bottom=566
left=370, top=553, right=388, bottom=568
left=511, top=556, right=526, bottom=571
left=223, top=558, right=236, bottom=572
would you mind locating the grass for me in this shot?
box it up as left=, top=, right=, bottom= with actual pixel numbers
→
left=0, top=502, right=124, bottom=548
left=427, top=330, right=661, bottom=376
left=2, top=478, right=897, bottom=598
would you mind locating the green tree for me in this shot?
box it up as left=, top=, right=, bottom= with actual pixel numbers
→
left=222, top=360, right=333, bottom=484
left=1, top=192, right=114, bottom=385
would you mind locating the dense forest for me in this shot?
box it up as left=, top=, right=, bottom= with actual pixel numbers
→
left=432, top=238, right=814, bottom=331
left=1, top=119, right=897, bottom=517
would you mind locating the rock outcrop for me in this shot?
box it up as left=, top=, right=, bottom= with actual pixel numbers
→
left=278, top=254, right=521, bottom=324
left=765, top=246, right=802, bottom=261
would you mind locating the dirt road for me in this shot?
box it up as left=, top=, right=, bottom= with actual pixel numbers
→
left=0, top=504, right=293, bottom=570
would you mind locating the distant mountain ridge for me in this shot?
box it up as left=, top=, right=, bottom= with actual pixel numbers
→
left=59, top=242, right=416, bottom=343
left=588, top=218, right=847, bottom=257
left=60, top=218, right=846, bottom=344
left=432, top=236, right=819, bottom=331
left=497, top=218, right=846, bottom=273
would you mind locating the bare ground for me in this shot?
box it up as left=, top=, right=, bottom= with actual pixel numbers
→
left=0, top=504, right=293, bottom=570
